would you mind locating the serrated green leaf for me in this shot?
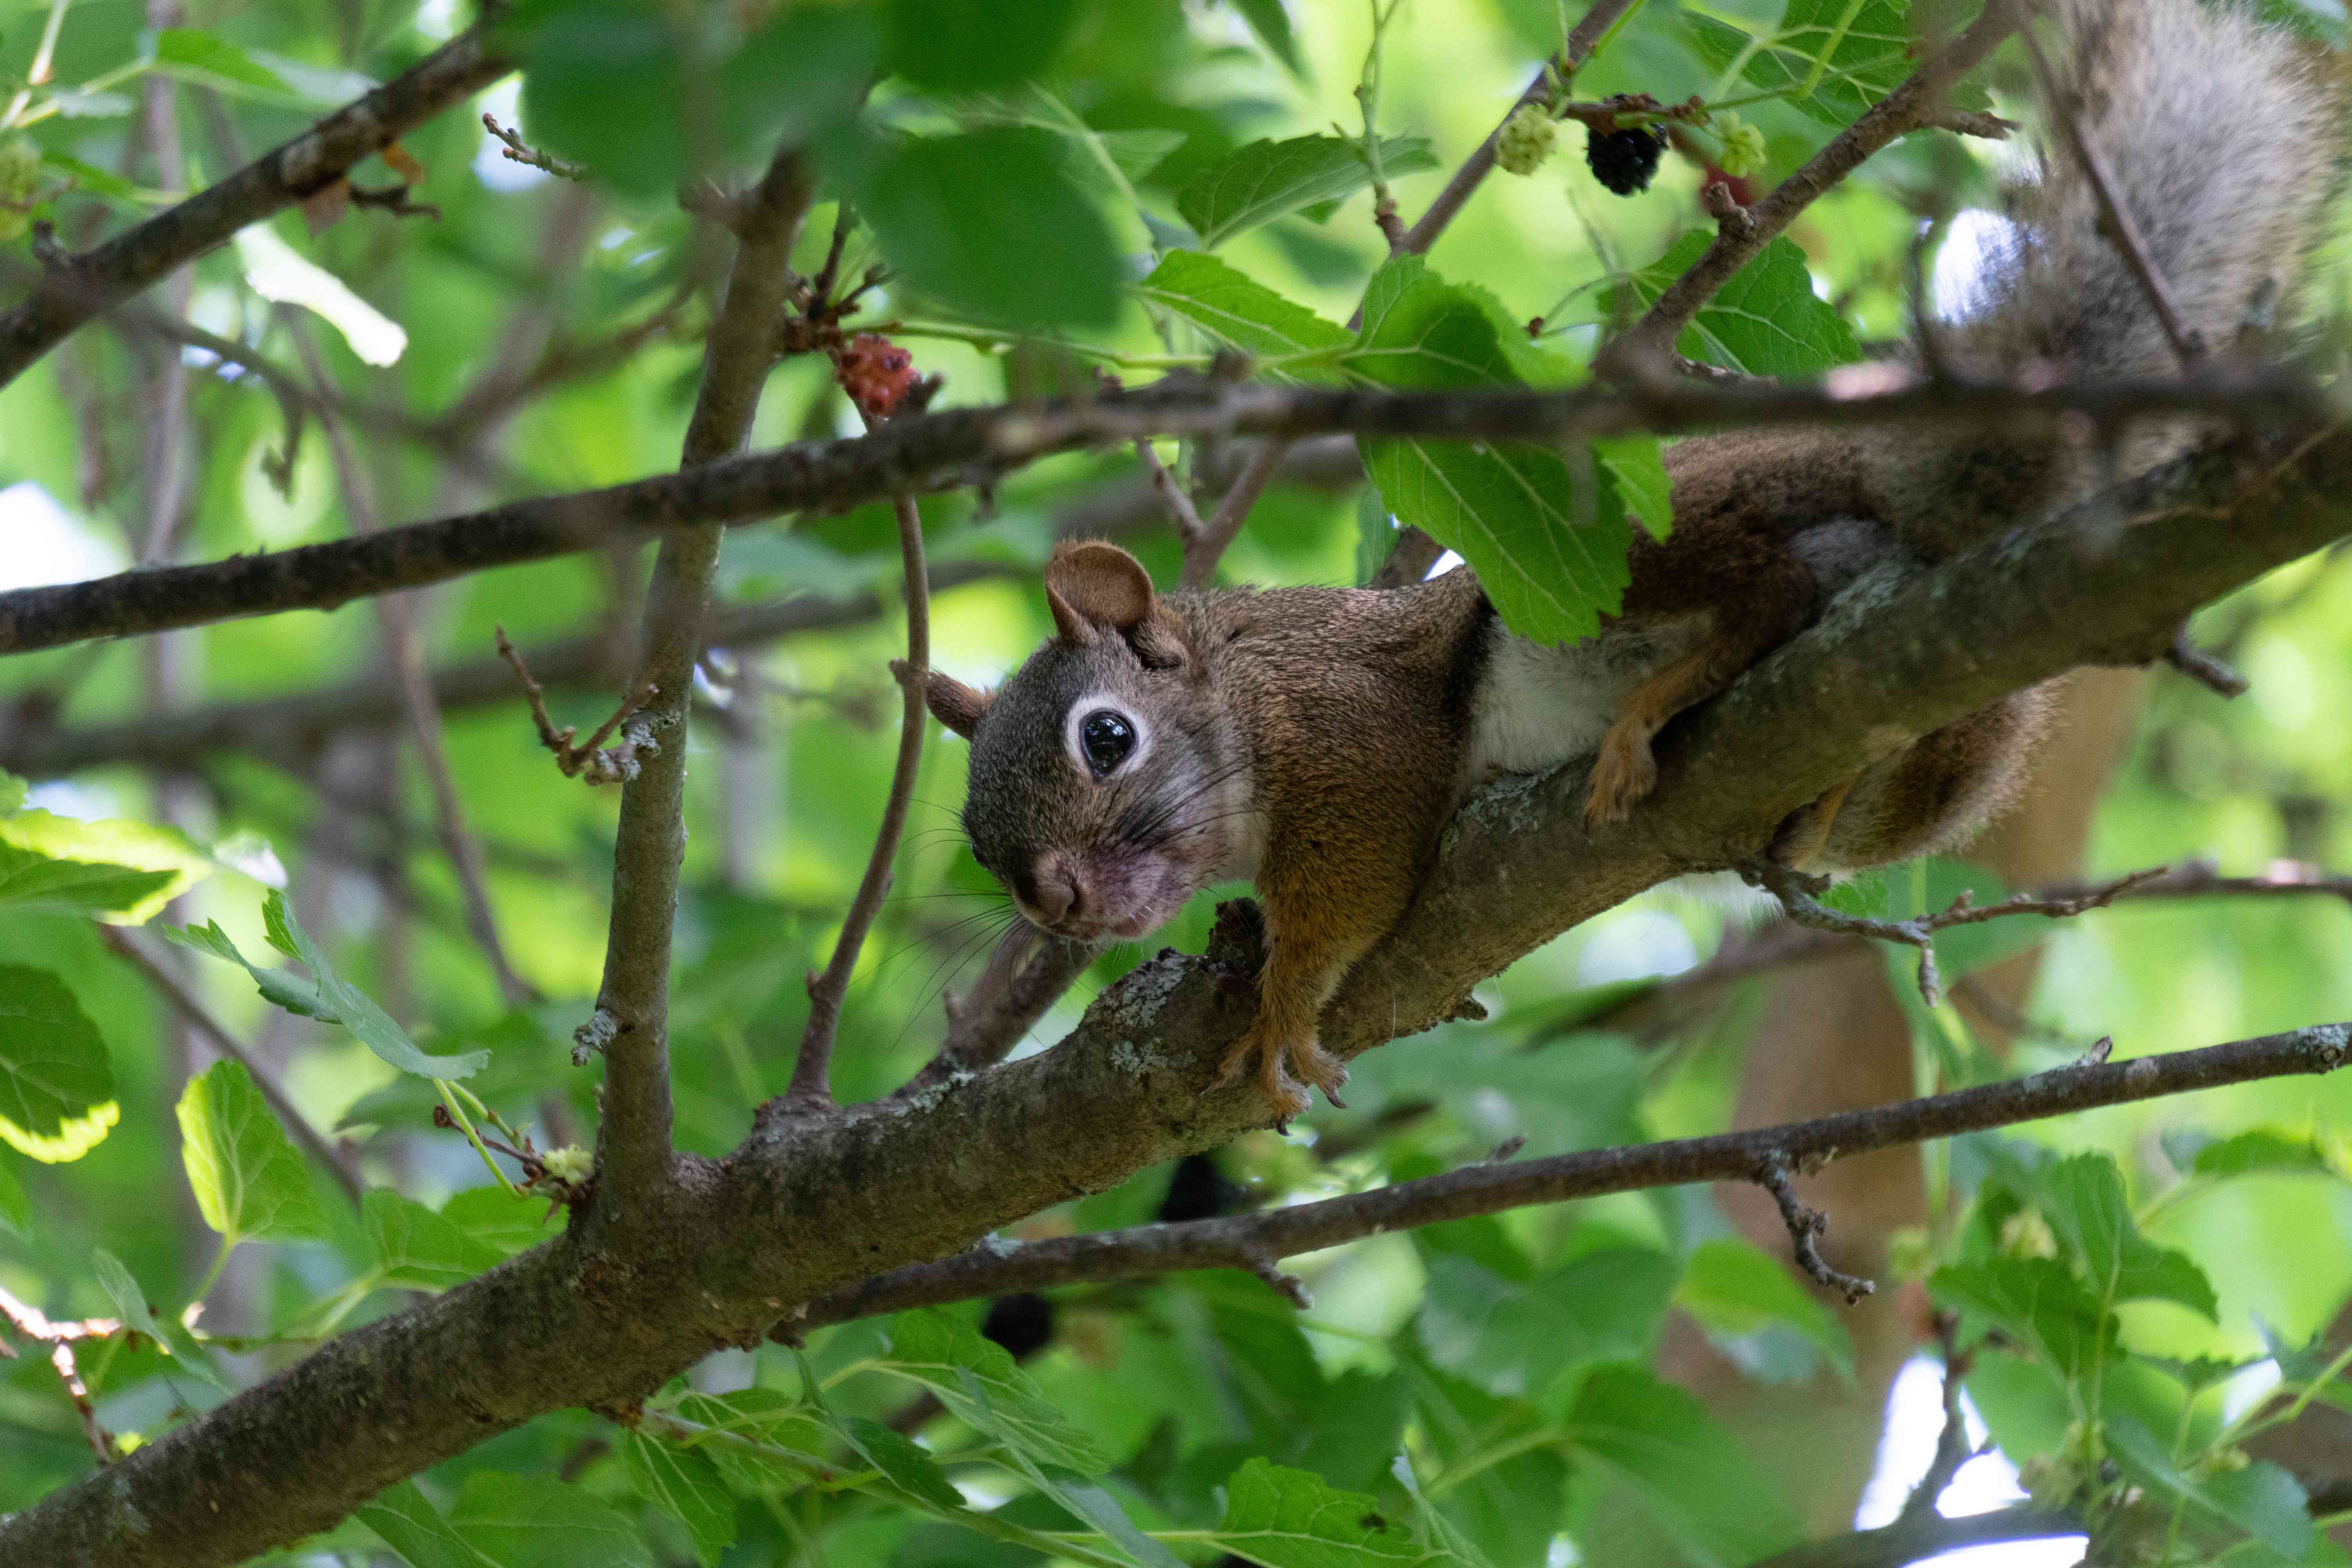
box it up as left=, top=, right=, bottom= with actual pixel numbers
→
left=0, top=810, right=211, bottom=923
left=440, top=1185, right=567, bottom=1257
left=447, top=1472, right=655, bottom=1568
left=1136, top=250, right=1350, bottom=382
left=152, top=29, right=295, bottom=96
left=1614, top=232, right=1861, bottom=377
left=165, top=892, right=486, bottom=1080
left=1565, top=1364, right=1800, bottom=1564
left=1594, top=433, right=1671, bottom=541
left=624, top=1430, right=736, bottom=1566
left=177, top=1058, right=330, bottom=1245
left=90, top=1246, right=226, bottom=1388
left=1686, top=0, right=1982, bottom=127
left=1178, top=134, right=1436, bottom=249
left=851, top=126, right=1123, bottom=332
left=0, top=840, right=176, bottom=920
left=1931, top=1257, right=2115, bottom=1379
left=2106, top=1414, right=2314, bottom=1558
left=1675, top=1236, right=1856, bottom=1381
left=2039, top=1153, right=2219, bottom=1319
left=1354, top=257, right=1632, bottom=642
left=1210, top=1459, right=1420, bottom=1566
left=0, top=963, right=118, bottom=1164
left=359, top=1479, right=490, bottom=1568
left=0, top=1152, right=26, bottom=1236
left=879, top=1308, right=1109, bottom=1474
left=365, top=1191, right=507, bottom=1290
left=1419, top=1247, right=1674, bottom=1397
left=834, top=1413, right=969, bottom=1512
left=672, top=1390, right=832, bottom=1494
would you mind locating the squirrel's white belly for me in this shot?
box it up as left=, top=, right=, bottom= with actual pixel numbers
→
left=1465, top=615, right=1711, bottom=780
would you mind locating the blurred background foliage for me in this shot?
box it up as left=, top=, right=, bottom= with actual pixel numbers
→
left=1, top=0, right=2351, bottom=1562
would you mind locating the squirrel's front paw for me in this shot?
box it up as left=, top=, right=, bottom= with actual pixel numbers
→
left=1213, top=1028, right=1348, bottom=1122
left=1583, top=730, right=1657, bottom=826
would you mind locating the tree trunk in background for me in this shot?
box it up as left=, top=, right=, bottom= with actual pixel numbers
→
left=1657, top=669, right=2151, bottom=1540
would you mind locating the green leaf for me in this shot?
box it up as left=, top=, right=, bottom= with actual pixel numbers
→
left=1564, top=1364, right=1800, bottom=1565
left=359, top=1480, right=490, bottom=1568
left=2105, top=1414, right=2314, bottom=1558
left=165, top=891, right=487, bottom=1080
left=2189, top=1128, right=2333, bottom=1178
left=1209, top=1459, right=1420, bottom=1566
left=0, top=963, right=118, bottom=1164
left=90, top=1246, right=226, bottom=1389
left=151, top=29, right=296, bottom=96
left=720, top=7, right=879, bottom=162
left=2039, top=1152, right=2219, bottom=1319
left=1685, top=0, right=1973, bottom=127
left=1230, top=0, right=1306, bottom=73
left=0, top=769, right=25, bottom=813
left=1136, top=250, right=1351, bottom=382
left=850, top=127, right=1124, bottom=332
left=1594, top=433, right=1671, bottom=542
left=1674, top=1236, right=1856, bottom=1381
left=883, top=0, right=1078, bottom=89
left=672, top=1390, right=832, bottom=1495
left=365, top=1191, right=508, bottom=1290
left=623, top=1430, right=736, bottom=1566
left=0, top=1151, right=26, bottom=1236
left=832, top=1413, right=969, bottom=1512
left=38, top=152, right=140, bottom=201
left=878, top=1308, right=1109, bottom=1474
left=446, top=1472, right=656, bottom=1568
left=0, top=839, right=176, bottom=920
left=1354, top=257, right=1633, bottom=642
left=1418, top=1247, right=1674, bottom=1397
left=176, top=1059, right=331, bottom=1244
left=1930, top=1257, right=2115, bottom=1379
left=0, top=810, right=211, bottom=923
left=1613, top=232, right=1861, bottom=377
left=1178, top=134, right=1437, bottom=249
left=517, top=2, right=684, bottom=198
left=441, top=1185, right=567, bottom=1257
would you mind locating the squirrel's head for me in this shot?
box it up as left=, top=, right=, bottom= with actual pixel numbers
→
left=921, top=541, right=1254, bottom=944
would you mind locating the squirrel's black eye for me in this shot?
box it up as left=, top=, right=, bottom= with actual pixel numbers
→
left=1079, top=709, right=1135, bottom=777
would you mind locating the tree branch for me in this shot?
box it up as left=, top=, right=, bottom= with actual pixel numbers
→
left=1601, top=2, right=2020, bottom=372
left=584, top=149, right=815, bottom=1212
left=1179, top=436, right=1292, bottom=589
left=7, top=411, right=2352, bottom=1568
left=0, top=24, right=513, bottom=390
left=1747, top=1504, right=2082, bottom=1568
left=0, top=366, right=2321, bottom=657
left=791, top=1020, right=2352, bottom=1330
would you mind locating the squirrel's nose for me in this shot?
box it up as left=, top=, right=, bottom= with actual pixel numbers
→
left=1031, top=860, right=1085, bottom=926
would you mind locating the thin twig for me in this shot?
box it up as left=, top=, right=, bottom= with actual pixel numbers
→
left=2016, top=11, right=2202, bottom=365
left=1757, top=1151, right=1876, bottom=1303
left=480, top=112, right=585, bottom=181
left=792, top=1020, right=2352, bottom=1332
left=102, top=927, right=365, bottom=1205
left=1742, top=858, right=2172, bottom=1007
left=495, top=626, right=661, bottom=784
left=0, top=1285, right=120, bottom=1463
left=1131, top=437, right=1205, bottom=537
left=1181, top=436, right=1293, bottom=589
left=2165, top=622, right=2249, bottom=697
left=1395, top=0, right=1642, bottom=257
left=1896, top=1322, right=1976, bottom=1527
left=285, top=315, right=536, bottom=1010
left=782, top=484, right=930, bottom=1110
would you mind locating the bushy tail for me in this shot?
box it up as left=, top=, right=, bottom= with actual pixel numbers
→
left=1863, top=0, right=2343, bottom=553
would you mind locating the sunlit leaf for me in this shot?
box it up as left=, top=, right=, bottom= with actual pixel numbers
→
left=1612, top=232, right=1860, bottom=377
left=1136, top=250, right=1350, bottom=381
left=177, top=1059, right=330, bottom=1244
left=366, top=1191, right=507, bottom=1290
left=1179, top=134, right=1437, bottom=249
left=2106, top=1413, right=2314, bottom=1558
left=441, top=1185, right=567, bottom=1257
left=2038, top=1152, right=2219, bottom=1319
left=1229, top=0, right=1306, bottom=74
left=0, top=964, right=117, bottom=1164
left=0, top=810, right=211, bottom=923
left=1931, top=1257, right=2115, bottom=1379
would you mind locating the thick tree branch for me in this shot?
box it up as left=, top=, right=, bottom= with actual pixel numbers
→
left=1601, top=3, right=2019, bottom=371
left=7, top=419, right=2352, bottom=1567
left=585, top=150, right=815, bottom=1212
left=0, top=367, right=2321, bottom=656
left=793, top=1021, right=2351, bottom=1329
left=0, top=24, right=514, bottom=390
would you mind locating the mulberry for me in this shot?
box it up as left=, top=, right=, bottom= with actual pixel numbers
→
left=1495, top=104, right=1557, bottom=177
left=1584, top=122, right=1667, bottom=196
left=835, top=333, right=918, bottom=420
left=1717, top=114, right=1768, bottom=179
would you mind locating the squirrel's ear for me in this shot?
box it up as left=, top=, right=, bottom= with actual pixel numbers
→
left=1044, top=541, right=1156, bottom=643
left=896, top=661, right=991, bottom=739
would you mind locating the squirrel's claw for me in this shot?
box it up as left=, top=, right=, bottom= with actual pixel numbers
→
left=1583, top=730, right=1657, bottom=826
left=1215, top=1029, right=1345, bottom=1121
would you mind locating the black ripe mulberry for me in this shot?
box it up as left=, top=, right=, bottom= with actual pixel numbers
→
left=1585, top=123, right=1667, bottom=196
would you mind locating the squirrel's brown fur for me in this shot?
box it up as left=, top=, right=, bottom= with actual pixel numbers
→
left=929, top=0, right=2340, bottom=1117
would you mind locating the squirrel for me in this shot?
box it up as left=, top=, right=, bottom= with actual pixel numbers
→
left=916, top=0, right=2341, bottom=1118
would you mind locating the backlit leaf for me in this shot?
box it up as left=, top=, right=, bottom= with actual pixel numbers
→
left=0, top=964, right=117, bottom=1163
left=177, top=1058, right=331, bottom=1244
